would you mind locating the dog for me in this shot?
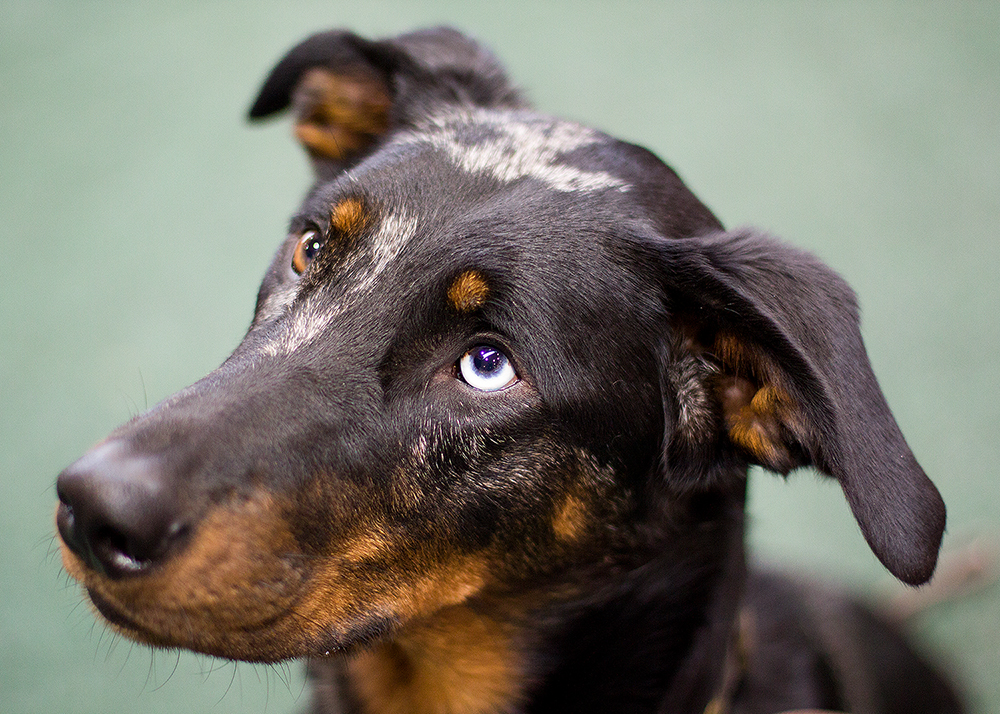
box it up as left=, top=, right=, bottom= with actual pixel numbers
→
left=56, top=27, right=963, bottom=714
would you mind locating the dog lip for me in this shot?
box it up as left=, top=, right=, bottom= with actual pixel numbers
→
left=86, top=588, right=148, bottom=634
left=85, top=575, right=308, bottom=651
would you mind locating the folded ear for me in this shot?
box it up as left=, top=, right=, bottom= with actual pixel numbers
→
left=248, top=27, right=525, bottom=178
left=658, top=229, right=945, bottom=585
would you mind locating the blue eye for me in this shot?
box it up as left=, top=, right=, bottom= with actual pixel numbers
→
left=458, top=346, right=518, bottom=392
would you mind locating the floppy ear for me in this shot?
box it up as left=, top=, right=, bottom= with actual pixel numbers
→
left=658, top=229, right=945, bottom=585
left=248, top=26, right=525, bottom=178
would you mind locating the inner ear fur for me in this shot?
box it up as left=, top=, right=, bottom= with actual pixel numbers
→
left=248, top=27, right=525, bottom=178
left=692, top=326, right=812, bottom=476
left=289, top=66, right=391, bottom=167
left=658, top=229, right=945, bottom=585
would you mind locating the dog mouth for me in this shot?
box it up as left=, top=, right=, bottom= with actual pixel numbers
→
left=58, top=483, right=499, bottom=662
left=83, top=583, right=302, bottom=654
left=56, top=492, right=319, bottom=660
left=74, top=557, right=470, bottom=662
left=85, top=587, right=159, bottom=638
left=71, top=551, right=338, bottom=662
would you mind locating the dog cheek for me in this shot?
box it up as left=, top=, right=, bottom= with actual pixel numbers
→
left=291, top=541, right=493, bottom=653
left=278, top=478, right=499, bottom=655
left=461, top=445, right=624, bottom=576
left=547, top=448, right=626, bottom=552
left=551, top=493, right=589, bottom=543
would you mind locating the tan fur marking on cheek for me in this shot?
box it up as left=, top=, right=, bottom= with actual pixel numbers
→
left=552, top=493, right=589, bottom=543
left=403, top=558, right=490, bottom=616
left=347, top=605, right=522, bottom=714
left=293, top=547, right=491, bottom=648
left=330, top=197, right=368, bottom=235
left=447, top=270, right=490, bottom=313
left=339, top=522, right=396, bottom=563
left=282, top=523, right=403, bottom=636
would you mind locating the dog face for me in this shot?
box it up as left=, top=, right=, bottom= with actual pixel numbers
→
left=56, top=28, right=946, bottom=665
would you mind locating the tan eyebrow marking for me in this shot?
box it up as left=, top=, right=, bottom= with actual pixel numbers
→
left=330, top=197, right=369, bottom=236
left=447, top=270, right=490, bottom=313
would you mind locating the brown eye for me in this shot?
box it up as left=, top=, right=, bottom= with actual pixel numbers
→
left=291, top=230, right=324, bottom=274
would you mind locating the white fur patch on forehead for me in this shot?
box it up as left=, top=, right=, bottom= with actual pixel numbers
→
left=257, top=210, right=419, bottom=358
left=396, top=108, right=630, bottom=193
left=366, top=211, right=418, bottom=285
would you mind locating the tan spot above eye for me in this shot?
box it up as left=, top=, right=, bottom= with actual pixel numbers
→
left=448, top=270, right=490, bottom=313
left=330, top=197, right=368, bottom=235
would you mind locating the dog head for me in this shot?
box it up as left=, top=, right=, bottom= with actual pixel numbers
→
left=56, top=28, right=945, bottom=664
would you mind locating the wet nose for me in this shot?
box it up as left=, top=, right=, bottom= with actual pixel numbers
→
left=56, top=441, right=187, bottom=578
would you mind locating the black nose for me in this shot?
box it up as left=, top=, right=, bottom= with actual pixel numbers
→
left=56, top=441, right=187, bottom=578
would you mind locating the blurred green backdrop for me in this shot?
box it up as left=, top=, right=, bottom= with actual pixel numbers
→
left=2, top=2, right=998, bottom=712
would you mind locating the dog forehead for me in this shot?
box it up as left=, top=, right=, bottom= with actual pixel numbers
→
left=388, top=108, right=631, bottom=194
left=254, top=208, right=419, bottom=356
left=254, top=110, right=651, bottom=357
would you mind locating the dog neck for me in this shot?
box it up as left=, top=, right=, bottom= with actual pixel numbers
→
left=322, top=487, right=748, bottom=714
left=343, top=604, right=524, bottom=714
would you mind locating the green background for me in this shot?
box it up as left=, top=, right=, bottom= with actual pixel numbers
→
left=3, top=2, right=998, bottom=712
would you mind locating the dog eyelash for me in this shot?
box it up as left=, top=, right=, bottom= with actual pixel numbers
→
left=291, top=230, right=325, bottom=274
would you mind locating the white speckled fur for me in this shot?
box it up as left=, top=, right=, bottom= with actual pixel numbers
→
left=257, top=109, right=626, bottom=359
left=259, top=210, right=419, bottom=357
left=397, top=108, right=630, bottom=193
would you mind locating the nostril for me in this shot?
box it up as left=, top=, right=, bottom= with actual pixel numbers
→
left=92, top=519, right=189, bottom=576
left=91, top=523, right=167, bottom=575
left=55, top=499, right=81, bottom=555
left=56, top=441, right=187, bottom=579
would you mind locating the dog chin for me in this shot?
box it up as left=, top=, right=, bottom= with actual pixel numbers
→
left=83, top=580, right=394, bottom=663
